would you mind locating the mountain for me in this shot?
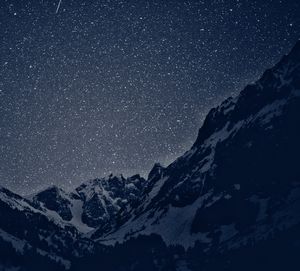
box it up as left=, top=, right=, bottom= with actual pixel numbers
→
left=28, top=174, right=146, bottom=233
left=1, top=40, right=300, bottom=270
left=75, top=174, right=145, bottom=230
left=99, top=40, right=300, bottom=248
left=0, top=186, right=85, bottom=271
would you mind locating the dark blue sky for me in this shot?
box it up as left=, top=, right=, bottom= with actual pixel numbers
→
left=0, top=0, right=299, bottom=194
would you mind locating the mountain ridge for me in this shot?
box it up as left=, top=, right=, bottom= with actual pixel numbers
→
left=1, top=40, right=300, bottom=271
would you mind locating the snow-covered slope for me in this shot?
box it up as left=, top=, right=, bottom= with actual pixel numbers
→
left=0, top=228, right=70, bottom=270
left=30, top=185, right=93, bottom=233
left=0, top=186, right=96, bottom=268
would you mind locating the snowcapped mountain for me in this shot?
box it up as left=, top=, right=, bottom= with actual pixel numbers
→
left=29, top=185, right=93, bottom=233
left=75, top=174, right=145, bottom=230
left=29, top=174, right=146, bottom=233
left=0, top=186, right=92, bottom=271
left=1, top=40, right=300, bottom=270
left=99, top=40, right=300, bottom=250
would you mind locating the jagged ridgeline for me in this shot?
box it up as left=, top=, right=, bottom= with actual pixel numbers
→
left=1, top=41, right=300, bottom=271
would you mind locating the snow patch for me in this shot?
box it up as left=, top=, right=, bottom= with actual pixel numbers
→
left=100, top=191, right=214, bottom=249
left=69, top=199, right=94, bottom=233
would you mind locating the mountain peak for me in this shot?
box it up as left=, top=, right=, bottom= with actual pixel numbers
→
left=193, top=41, right=300, bottom=149
left=32, top=184, right=73, bottom=221
left=148, top=163, right=165, bottom=180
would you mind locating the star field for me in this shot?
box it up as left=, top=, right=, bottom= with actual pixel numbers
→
left=0, top=0, right=299, bottom=195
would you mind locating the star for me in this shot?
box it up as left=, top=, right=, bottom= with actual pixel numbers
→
left=0, top=0, right=299, bottom=195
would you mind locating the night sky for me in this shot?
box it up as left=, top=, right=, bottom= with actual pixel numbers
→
left=0, top=0, right=299, bottom=195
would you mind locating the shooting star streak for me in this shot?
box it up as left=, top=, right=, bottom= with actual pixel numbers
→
left=56, top=0, right=62, bottom=14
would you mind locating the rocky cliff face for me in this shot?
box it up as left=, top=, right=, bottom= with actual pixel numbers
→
left=75, top=174, right=145, bottom=229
